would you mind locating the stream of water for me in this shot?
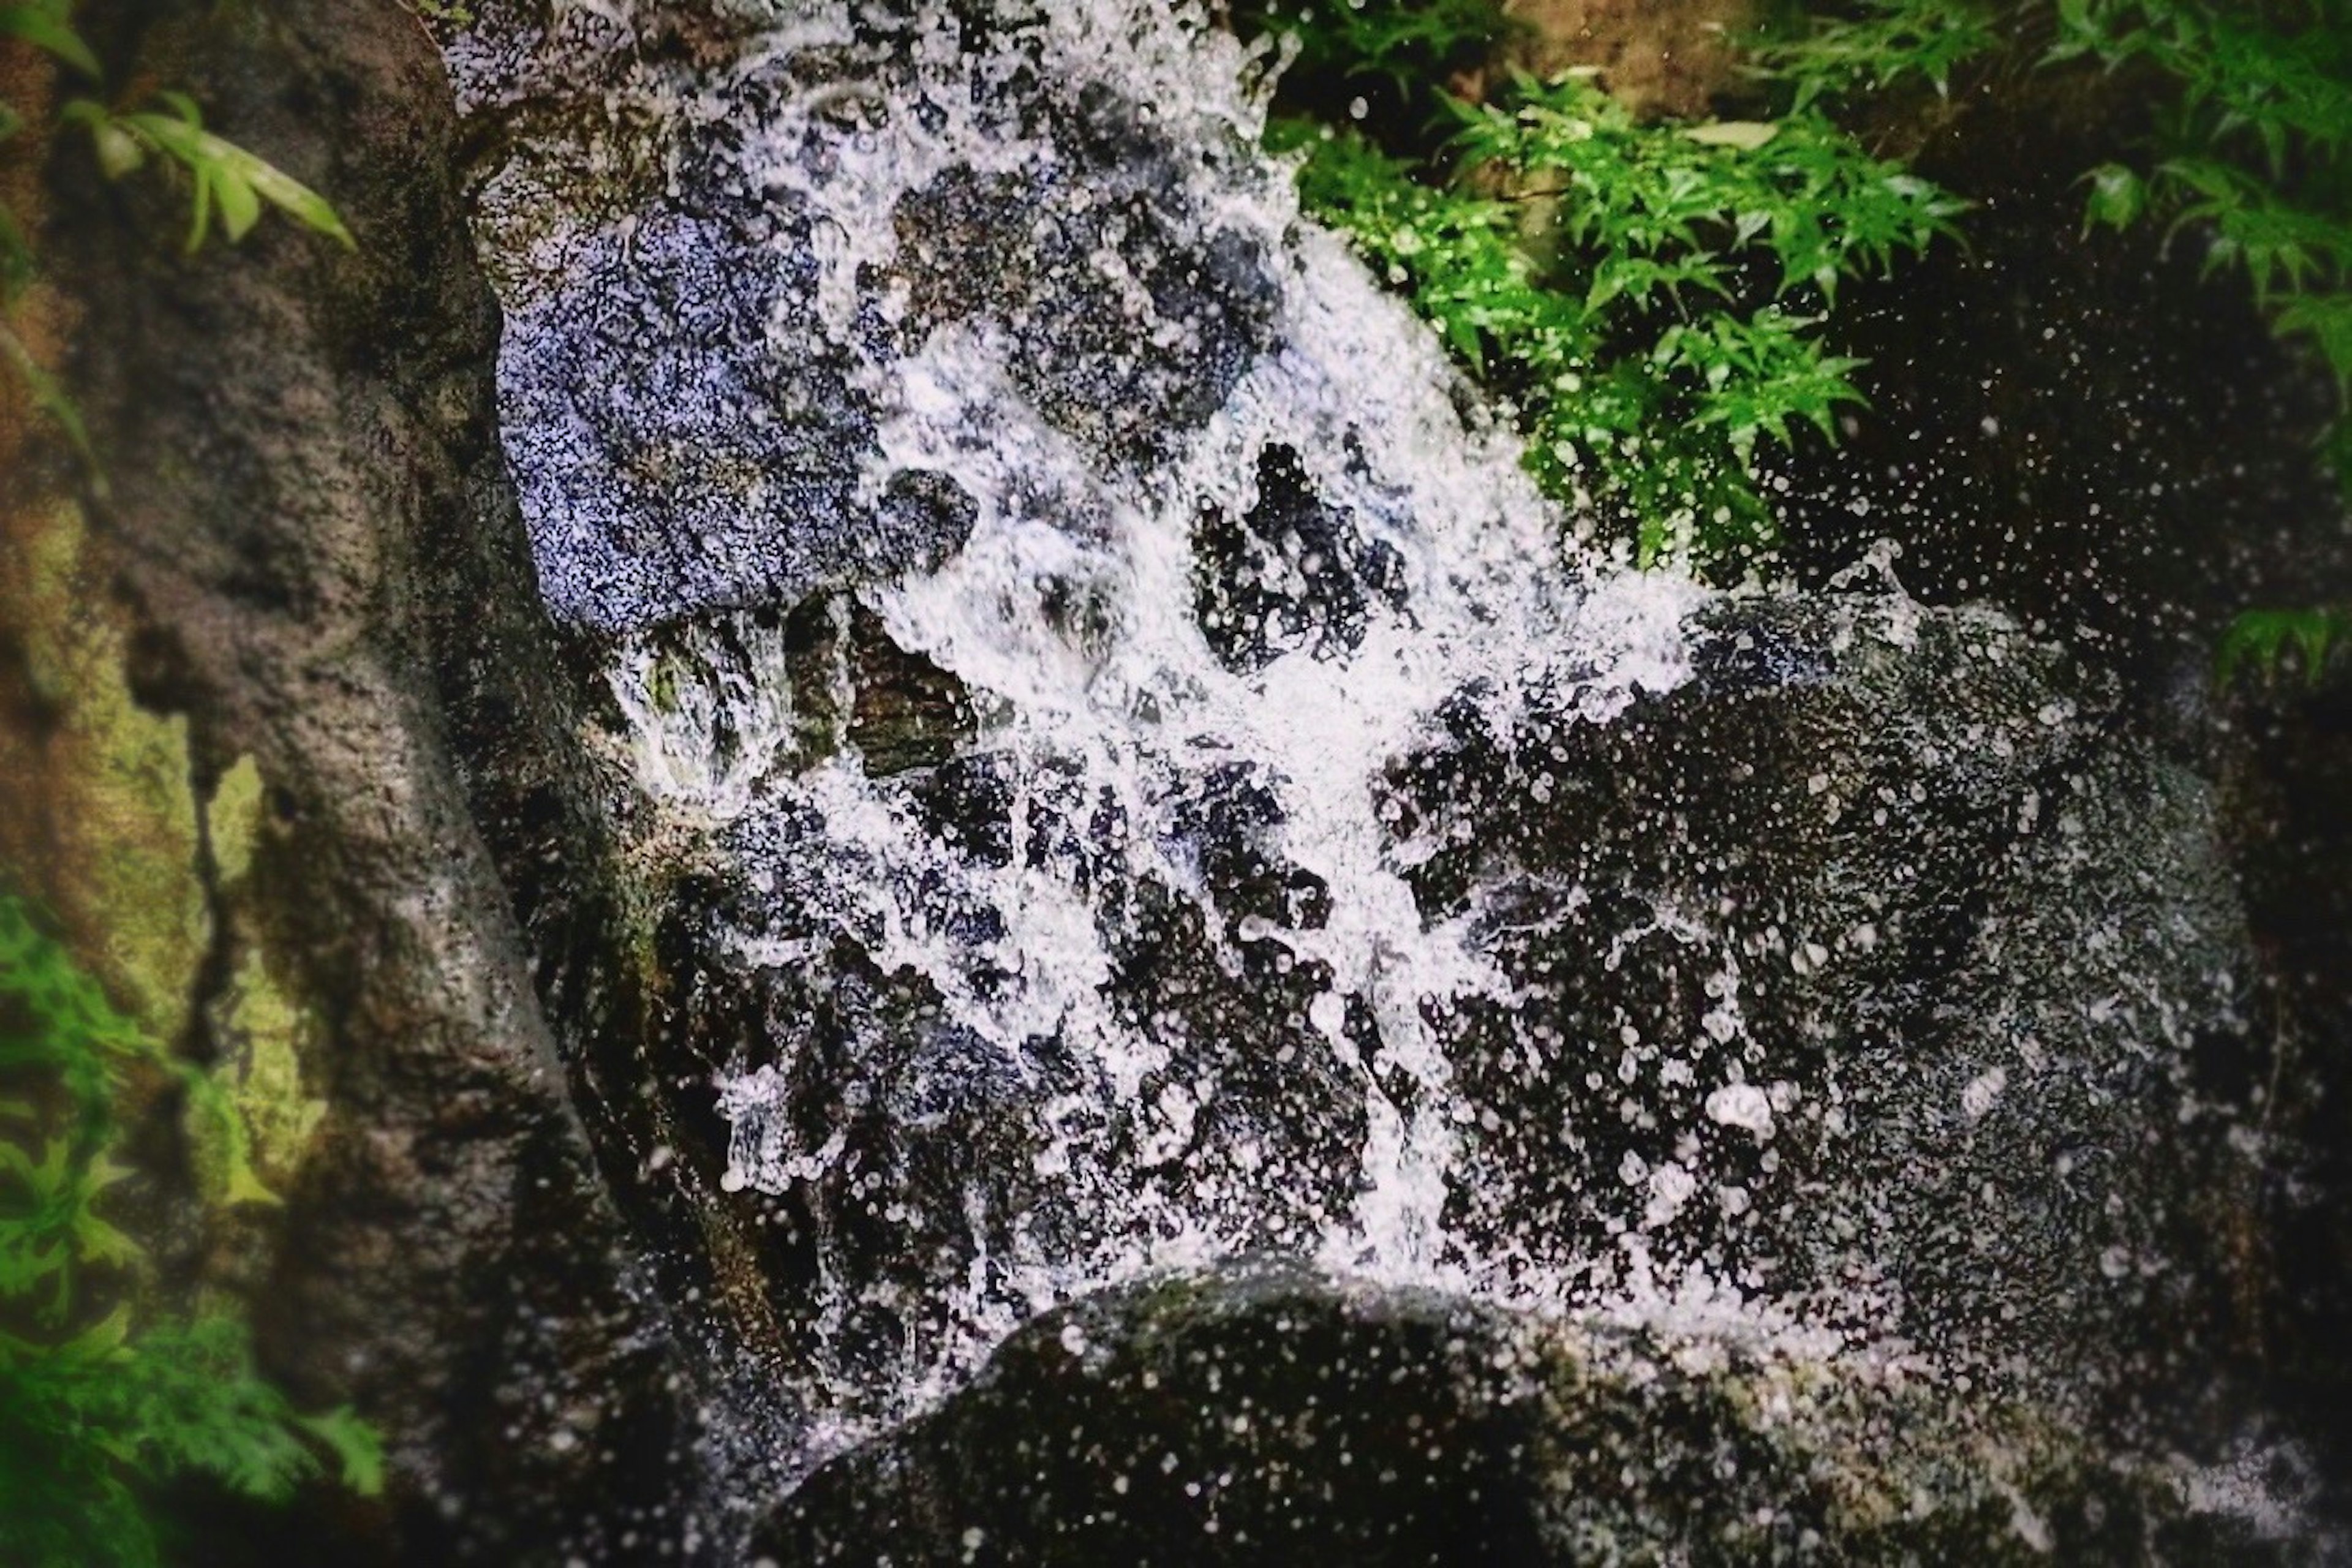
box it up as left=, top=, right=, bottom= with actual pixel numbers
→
left=450, top=0, right=2291, bottom=1526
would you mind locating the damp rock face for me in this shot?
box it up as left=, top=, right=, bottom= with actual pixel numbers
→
left=752, top=1263, right=2278, bottom=1566
left=1407, top=594, right=2260, bottom=1400
left=15, top=0, right=695, bottom=1558
left=454, top=0, right=1279, bottom=633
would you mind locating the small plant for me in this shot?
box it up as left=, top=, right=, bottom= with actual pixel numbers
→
left=1, top=0, right=352, bottom=474
left=1758, top=0, right=2352, bottom=649
left=0, top=895, right=380, bottom=1567
left=1273, top=66, right=1963, bottom=567
left=2218, top=604, right=2351, bottom=686
left=1752, top=0, right=2007, bottom=108
left=1231, top=0, right=1510, bottom=89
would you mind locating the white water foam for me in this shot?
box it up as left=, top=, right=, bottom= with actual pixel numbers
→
left=595, top=0, right=1705, bottom=1471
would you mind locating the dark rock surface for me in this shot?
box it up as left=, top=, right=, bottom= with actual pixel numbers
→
left=1399, top=595, right=2260, bottom=1414
left=1194, top=445, right=1408, bottom=674
left=592, top=586, right=2274, bottom=1532
left=496, top=187, right=981, bottom=635
left=24, top=0, right=696, bottom=1558
left=753, top=1262, right=2290, bottom=1566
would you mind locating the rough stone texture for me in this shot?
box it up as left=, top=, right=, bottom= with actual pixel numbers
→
left=753, top=1262, right=2289, bottom=1566
left=889, top=85, right=1282, bottom=469
left=1497, top=0, right=1756, bottom=119
left=13, top=1, right=695, bottom=1558
left=1193, top=445, right=1408, bottom=674
left=454, top=0, right=1279, bottom=634
left=2219, top=669, right=2352, bottom=1498
left=1401, top=595, right=2260, bottom=1416
left=491, top=174, right=981, bottom=633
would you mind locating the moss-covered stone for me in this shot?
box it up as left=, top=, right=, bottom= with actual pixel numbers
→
left=0, top=497, right=210, bottom=1047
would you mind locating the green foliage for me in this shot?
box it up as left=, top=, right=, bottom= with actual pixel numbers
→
left=1763, top=0, right=2352, bottom=462
left=0, top=895, right=380, bottom=1568
left=1756, top=0, right=2352, bottom=657
left=2055, top=0, right=2352, bottom=403
left=1281, top=71, right=1962, bottom=565
left=0, top=0, right=351, bottom=474
left=2218, top=605, right=2352, bottom=685
left=1257, top=0, right=2348, bottom=624
left=1751, top=0, right=2004, bottom=108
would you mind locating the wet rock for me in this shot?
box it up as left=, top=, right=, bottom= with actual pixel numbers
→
left=595, top=584, right=2271, bottom=1522
left=891, top=84, right=1281, bottom=469
left=492, top=172, right=977, bottom=631
left=1193, top=445, right=1408, bottom=674
left=456, top=0, right=1278, bottom=633
left=427, top=0, right=2329, bottom=1548
left=753, top=1262, right=2286, bottom=1565
left=21, top=0, right=695, bottom=1558
left=1403, top=594, right=2258, bottom=1416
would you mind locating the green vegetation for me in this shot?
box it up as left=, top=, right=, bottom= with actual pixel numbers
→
left=1248, top=1, right=1966, bottom=570
left=1, top=0, right=352, bottom=475
left=1242, top=0, right=2352, bottom=633
left=2218, top=605, right=2352, bottom=685
left=1234, top=0, right=1510, bottom=88
left=1761, top=0, right=2352, bottom=450
left=2, top=18, right=372, bottom=1560
left=1763, top=0, right=2352, bottom=671
left=1281, top=75, right=1960, bottom=565
left=0, top=894, right=380, bottom=1567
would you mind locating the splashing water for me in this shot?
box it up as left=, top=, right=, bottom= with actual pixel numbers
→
left=508, top=0, right=1698, bottom=1457
left=454, top=0, right=2271, bottom=1513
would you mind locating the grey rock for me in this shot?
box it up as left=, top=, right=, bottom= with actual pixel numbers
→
left=458, top=0, right=1278, bottom=634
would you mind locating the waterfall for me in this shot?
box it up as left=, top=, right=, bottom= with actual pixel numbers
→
left=450, top=0, right=2277, bottom=1520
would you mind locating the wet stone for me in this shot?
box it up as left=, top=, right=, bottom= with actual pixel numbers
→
left=752, top=1263, right=2283, bottom=1566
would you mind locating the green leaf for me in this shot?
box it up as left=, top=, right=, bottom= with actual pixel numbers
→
left=2080, top=162, right=2146, bottom=233
left=1684, top=120, right=1779, bottom=150
left=0, top=3, right=103, bottom=78
left=212, top=164, right=262, bottom=243
left=117, top=111, right=355, bottom=249
left=2219, top=606, right=2352, bottom=685
left=300, top=1408, right=386, bottom=1497
left=238, top=156, right=354, bottom=248
left=0, top=318, right=102, bottom=486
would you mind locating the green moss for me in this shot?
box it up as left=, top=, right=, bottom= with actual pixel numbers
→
left=9, top=502, right=209, bottom=1046
left=200, top=949, right=325, bottom=1205
left=191, top=757, right=326, bottom=1202
left=204, top=754, right=265, bottom=889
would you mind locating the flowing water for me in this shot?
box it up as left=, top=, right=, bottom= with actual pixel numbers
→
left=450, top=0, right=2290, bottom=1532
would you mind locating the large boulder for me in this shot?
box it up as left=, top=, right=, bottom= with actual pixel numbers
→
left=8, top=0, right=695, bottom=1557
left=753, top=1262, right=2293, bottom=1565
left=1404, top=593, right=2260, bottom=1411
